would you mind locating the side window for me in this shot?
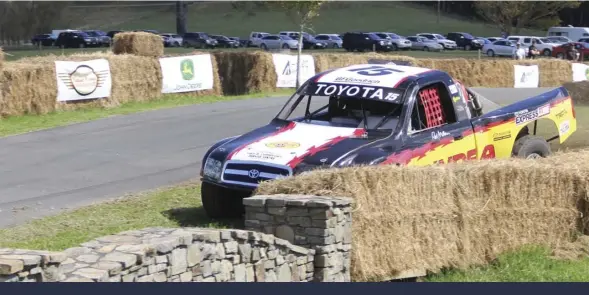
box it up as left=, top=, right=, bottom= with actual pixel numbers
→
left=410, top=82, right=457, bottom=132
left=523, top=38, right=531, bottom=43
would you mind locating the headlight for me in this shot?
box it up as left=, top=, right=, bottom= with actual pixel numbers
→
left=206, top=39, right=211, bottom=44
left=379, top=41, right=385, bottom=45
left=203, top=158, right=223, bottom=180
left=84, top=38, right=91, bottom=42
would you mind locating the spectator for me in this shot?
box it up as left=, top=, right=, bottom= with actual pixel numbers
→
left=528, top=40, right=540, bottom=59
left=567, top=44, right=580, bottom=61
left=513, top=42, right=526, bottom=60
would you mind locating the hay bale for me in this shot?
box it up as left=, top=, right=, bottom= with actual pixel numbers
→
left=0, top=62, right=57, bottom=116
left=313, top=53, right=418, bottom=73
left=256, top=153, right=589, bottom=281
left=112, top=32, right=164, bottom=57
left=212, top=51, right=277, bottom=95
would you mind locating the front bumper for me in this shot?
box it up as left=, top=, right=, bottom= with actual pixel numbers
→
left=442, top=43, right=457, bottom=49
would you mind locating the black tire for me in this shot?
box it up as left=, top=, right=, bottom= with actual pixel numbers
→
left=512, top=135, right=551, bottom=159
left=201, top=182, right=249, bottom=219
left=556, top=52, right=565, bottom=59
left=282, top=43, right=289, bottom=49
left=332, top=43, right=339, bottom=49
left=465, top=44, right=472, bottom=51
left=423, top=46, right=430, bottom=51
left=260, top=43, right=268, bottom=50
left=487, top=49, right=495, bottom=57
left=543, top=49, right=551, bottom=56
left=391, top=44, right=398, bottom=51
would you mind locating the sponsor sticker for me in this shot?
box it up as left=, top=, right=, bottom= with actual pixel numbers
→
left=332, top=77, right=381, bottom=85
left=431, top=130, right=451, bottom=141
left=246, top=150, right=282, bottom=160
left=452, top=96, right=461, bottom=103
left=265, top=141, right=301, bottom=149
left=555, top=109, right=567, bottom=119
left=311, top=83, right=402, bottom=102
left=537, top=104, right=550, bottom=117
left=559, top=120, right=570, bottom=135
left=493, top=131, right=512, bottom=141
left=515, top=105, right=549, bottom=126
left=448, top=84, right=458, bottom=94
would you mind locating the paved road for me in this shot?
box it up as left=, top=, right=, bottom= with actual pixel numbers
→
left=0, top=87, right=556, bottom=228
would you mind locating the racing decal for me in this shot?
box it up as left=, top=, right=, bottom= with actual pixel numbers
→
left=227, top=122, right=296, bottom=160
left=431, top=130, right=451, bottom=141
left=559, top=120, right=570, bottom=135
left=492, top=131, right=512, bottom=141
left=448, top=83, right=458, bottom=94
left=433, top=145, right=496, bottom=164
left=308, top=83, right=403, bottom=102
left=555, top=109, right=567, bottom=119
left=315, top=64, right=432, bottom=88
left=229, top=122, right=364, bottom=167
left=514, top=104, right=550, bottom=126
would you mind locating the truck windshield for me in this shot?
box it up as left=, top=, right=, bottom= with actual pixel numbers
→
left=276, top=86, right=406, bottom=133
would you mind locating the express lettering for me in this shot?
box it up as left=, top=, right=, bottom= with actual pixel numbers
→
left=433, top=144, right=496, bottom=164
left=314, top=83, right=400, bottom=101
left=515, top=109, right=539, bottom=125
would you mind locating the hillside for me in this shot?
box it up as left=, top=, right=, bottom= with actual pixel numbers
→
left=63, top=1, right=544, bottom=38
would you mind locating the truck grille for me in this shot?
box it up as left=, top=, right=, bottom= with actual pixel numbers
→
left=221, top=161, right=292, bottom=187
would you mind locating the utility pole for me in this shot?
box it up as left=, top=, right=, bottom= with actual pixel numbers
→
left=176, top=1, right=187, bottom=35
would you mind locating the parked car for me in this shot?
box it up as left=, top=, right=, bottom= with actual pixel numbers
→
left=290, top=32, right=328, bottom=49
left=31, top=34, right=55, bottom=46
left=84, top=30, right=111, bottom=47
left=248, top=31, right=270, bottom=47
left=210, top=34, right=240, bottom=48
left=417, top=33, right=457, bottom=50
left=552, top=42, right=589, bottom=60
left=183, top=32, right=218, bottom=49
left=199, top=63, right=577, bottom=218
left=405, top=36, right=443, bottom=51
left=445, top=32, right=483, bottom=50
left=229, top=37, right=248, bottom=47
left=54, top=31, right=100, bottom=48
left=160, top=33, right=183, bottom=47
left=259, top=35, right=298, bottom=50
left=546, top=36, right=573, bottom=44
left=136, top=30, right=159, bottom=35
left=342, top=32, right=393, bottom=52
left=482, top=39, right=521, bottom=57
left=106, top=30, right=124, bottom=39
left=475, top=37, right=492, bottom=46
left=372, top=32, right=412, bottom=51
left=506, top=36, right=559, bottom=56
left=486, top=37, right=506, bottom=43
left=314, top=34, right=343, bottom=49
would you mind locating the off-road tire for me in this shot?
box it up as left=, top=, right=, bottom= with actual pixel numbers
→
left=512, top=135, right=551, bottom=159
left=201, top=182, right=249, bottom=219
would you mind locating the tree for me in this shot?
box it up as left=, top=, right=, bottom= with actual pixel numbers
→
left=176, top=1, right=187, bottom=36
left=474, top=1, right=581, bottom=35
left=266, top=1, right=326, bottom=88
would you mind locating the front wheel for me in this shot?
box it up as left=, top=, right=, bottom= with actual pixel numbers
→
left=543, top=49, right=551, bottom=56
left=465, top=44, right=472, bottom=51
left=201, top=182, right=250, bottom=219
left=512, top=135, right=551, bottom=159
left=487, top=49, right=495, bottom=57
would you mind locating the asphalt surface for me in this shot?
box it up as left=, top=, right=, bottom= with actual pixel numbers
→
left=0, top=87, right=556, bottom=228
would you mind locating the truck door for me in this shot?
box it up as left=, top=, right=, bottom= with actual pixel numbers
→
left=403, top=81, right=479, bottom=166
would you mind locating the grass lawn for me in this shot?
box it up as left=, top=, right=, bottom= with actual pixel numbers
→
left=0, top=181, right=242, bottom=251
left=0, top=90, right=293, bottom=138
left=425, top=246, right=589, bottom=282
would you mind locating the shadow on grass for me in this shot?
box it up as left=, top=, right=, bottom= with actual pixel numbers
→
left=161, top=207, right=244, bottom=230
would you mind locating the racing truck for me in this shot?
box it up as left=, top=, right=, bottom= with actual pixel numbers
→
left=200, top=63, right=577, bottom=218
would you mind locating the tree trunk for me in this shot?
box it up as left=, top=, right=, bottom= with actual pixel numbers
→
left=296, top=23, right=304, bottom=89
left=176, top=1, right=187, bottom=36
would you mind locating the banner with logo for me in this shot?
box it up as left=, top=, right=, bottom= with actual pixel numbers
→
left=572, top=63, right=589, bottom=82
left=55, top=59, right=112, bottom=102
left=272, top=54, right=315, bottom=88
left=159, top=54, right=214, bottom=93
left=513, top=65, right=539, bottom=88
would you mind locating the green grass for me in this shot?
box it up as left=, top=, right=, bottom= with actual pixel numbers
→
left=0, top=90, right=293, bottom=138
left=425, top=246, right=589, bottom=282
left=63, top=2, right=544, bottom=38
left=0, top=181, right=241, bottom=251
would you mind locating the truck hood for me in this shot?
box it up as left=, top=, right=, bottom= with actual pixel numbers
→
left=208, top=121, right=377, bottom=170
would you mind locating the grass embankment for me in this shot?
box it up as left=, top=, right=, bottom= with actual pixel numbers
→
left=0, top=90, right=292, bottom=138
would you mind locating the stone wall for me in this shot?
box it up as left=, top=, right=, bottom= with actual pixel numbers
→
left=0, top=194, right=354, bottom=283
left=243, top=194, right=353, bottom=282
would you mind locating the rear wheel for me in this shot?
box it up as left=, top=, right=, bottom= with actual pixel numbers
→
left=201, top=182, right=250, bottom=219
left=260, top=43, right=268, bottom=50
left=487, top=49, right=495, bottom=57
left=512, top=135, right=551, bottom=159
left=423, top=46, right=430, bottom=51
left=543, top=49, right=551, bottom=56
left=391, top=44, right=398, bottom=51
left=465, top=44, right=472, bottom=51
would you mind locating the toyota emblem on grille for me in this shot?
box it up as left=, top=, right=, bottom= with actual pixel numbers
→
left=248, top=169, right=260, bottom=179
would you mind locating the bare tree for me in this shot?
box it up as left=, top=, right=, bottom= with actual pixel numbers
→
left=0, top=1, right=70, bottom=44
left=474, top=1, right=580, bottom=35
left=266, top=1, right=326, bottom=88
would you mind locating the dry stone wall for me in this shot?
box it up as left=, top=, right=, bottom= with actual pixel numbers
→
left=0, top=194, right=354, bottom=283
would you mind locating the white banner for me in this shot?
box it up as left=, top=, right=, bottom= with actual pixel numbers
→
left=159, top=54, right=214, bottom=93
left=55, top=59, right=112, bottom=102
left=272, top=54, right=315, bottom=88
left=572, top=63, right=589, bottom=82
left=513, top=65, right=539, bottom=88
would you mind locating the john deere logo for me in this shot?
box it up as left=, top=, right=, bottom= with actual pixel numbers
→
left=180, top=59, right=194, bottom=80
left=265, top=141, right=300, bottom=149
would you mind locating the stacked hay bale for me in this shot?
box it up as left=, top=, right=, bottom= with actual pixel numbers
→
left=212, top=51, right=277, bottom=95
left=256, top=153, right=589, bottom=281
left=112, top=32, right=164, bottom=57
left=313, top=53, right=418, bottom=72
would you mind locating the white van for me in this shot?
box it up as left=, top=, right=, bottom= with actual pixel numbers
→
left=547, top=26, right=589, bottom=42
